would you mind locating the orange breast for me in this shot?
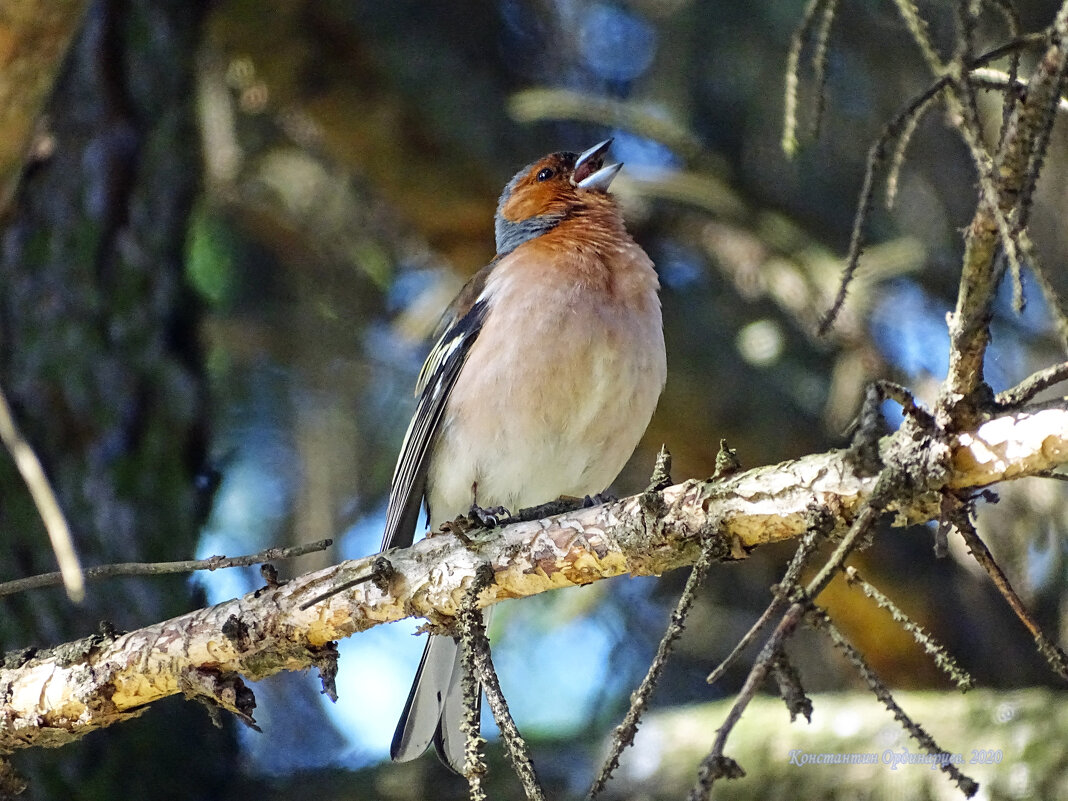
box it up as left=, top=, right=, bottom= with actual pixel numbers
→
left=424, top=228, right=666, bottom=525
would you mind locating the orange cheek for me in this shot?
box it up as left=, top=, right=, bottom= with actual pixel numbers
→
left=502, top=181, right=571, bottom=222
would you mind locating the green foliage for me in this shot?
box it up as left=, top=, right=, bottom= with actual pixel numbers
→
left=185, top=204, right=236, bottom=306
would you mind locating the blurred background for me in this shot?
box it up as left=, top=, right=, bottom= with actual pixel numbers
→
left=1, top=0, right=1067, bottom=799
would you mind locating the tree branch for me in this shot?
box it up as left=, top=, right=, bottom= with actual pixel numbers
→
left=2, top=404, right=1067, bottom=752
left=0, top=539, right=334, bottom=598
left=0, top=380, right=82, bottom=601
left=940, top=3, right=1068, bottom=415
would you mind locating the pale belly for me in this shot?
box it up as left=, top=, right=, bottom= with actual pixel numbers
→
left=425, top=296, right=665, bottom=526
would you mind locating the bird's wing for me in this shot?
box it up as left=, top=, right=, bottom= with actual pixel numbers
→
left=380, top=267, right=493, bottom=551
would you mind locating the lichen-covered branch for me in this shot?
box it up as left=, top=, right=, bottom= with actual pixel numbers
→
left=2, top=403, right=1067, bottom=753
left=940, top=3, right=1068, bottom=415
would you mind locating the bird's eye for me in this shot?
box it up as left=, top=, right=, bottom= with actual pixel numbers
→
left=536, top=168, right=555, bottom=182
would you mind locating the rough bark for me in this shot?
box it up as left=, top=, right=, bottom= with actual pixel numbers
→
left=0, top=1, right=226, bottom=797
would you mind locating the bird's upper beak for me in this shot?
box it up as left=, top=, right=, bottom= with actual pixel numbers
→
left=573, top=138, right=623, bottom=192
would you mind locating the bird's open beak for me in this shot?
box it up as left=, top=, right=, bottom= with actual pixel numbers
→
left=574, top=138, right=623, bottom=192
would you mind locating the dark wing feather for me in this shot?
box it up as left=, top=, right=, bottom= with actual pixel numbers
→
left=380, top=294, right=489, bottom=551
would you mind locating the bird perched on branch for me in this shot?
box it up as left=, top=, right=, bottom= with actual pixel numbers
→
left=381, top=139, right=666, bottom=772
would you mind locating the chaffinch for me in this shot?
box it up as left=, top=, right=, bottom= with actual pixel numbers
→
left=382, top=139, right=666, bottom=771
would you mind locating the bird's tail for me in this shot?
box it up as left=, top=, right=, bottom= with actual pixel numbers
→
left=390, top=607, right=493, bottom=772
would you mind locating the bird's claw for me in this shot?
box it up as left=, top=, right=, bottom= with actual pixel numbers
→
left=582, top=492, right=616, bottom=507
left=467, top=503, right=511, bottom=528
left=438, top=504, right=513, bottom=543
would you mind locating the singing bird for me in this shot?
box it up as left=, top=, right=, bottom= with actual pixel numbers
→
left=382, top=139, right=666, bottom=771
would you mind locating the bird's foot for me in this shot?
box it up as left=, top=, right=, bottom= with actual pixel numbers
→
left=582, top=491, right=616, bottom=507
left=506, top=492, right=614, bottom=525
left=468, top=503, right=511, bottom=528
left=440, top=504, right=514, bottom=542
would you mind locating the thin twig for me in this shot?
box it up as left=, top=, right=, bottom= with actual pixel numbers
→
left=891, top=0, right=944, bottom=72
left=299, top=554, right=394, bottom=609
left=951, top=508, right=1068, bottom=680
left=0, top=382, right=83, bottom=602
left=769, top=649, right=813, bottom=722
left=1017, top=5, right=1068, bottom=219
left=818, top=76, right=950, bottom=334
left=874, top=379, right=936, bottom=425
left=588, top=538, right=718, bottom=800
left=939, top=39, right=1027, bottom=405
left=1018, top=233, right=1068, bottom=354
left=975, top=31, right=1056, bottom=63
left=688, top=753, right=745, bottom=801
left=802, top=503, right=881, bottom=597
left=783, top=0, right=830, bottom=157
left=705, top=602, right=782, bottom=687
left=809, top=0, right=840, bottom=141
left=688, top=604, right=801, bottom=801
left=462, top=565, right=545, bottom=801
left=785, top=7, right=1050, bottom=336
left=982, top=0, right=1022, bottom=143
left=688, top=503, right=882, bottom=800
left=0, top=539, right=334, bottom=599
left=971, top=69, right=1068, bottom=113
left=953, top=3, right=1025, bottom=297
left=844, top=566, right=974, bottom=690
left=995, top=360, right=1068, bottom=407
left=458, top=567, right=492, bottom=798
left=886, top=84, right=944, bottom=208
left=706, top=525, right=823, bottom=684
left=807, top=606, right=979, bottom=797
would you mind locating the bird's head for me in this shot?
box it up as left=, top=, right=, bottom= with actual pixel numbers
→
left=494, top=139, right=623, bottom=256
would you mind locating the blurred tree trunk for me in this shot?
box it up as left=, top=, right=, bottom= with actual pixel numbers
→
left=0, top=1, right=236, bottom=798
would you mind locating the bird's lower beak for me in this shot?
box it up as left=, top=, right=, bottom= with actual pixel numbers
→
left=573, top=138, right=622, bottom=192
